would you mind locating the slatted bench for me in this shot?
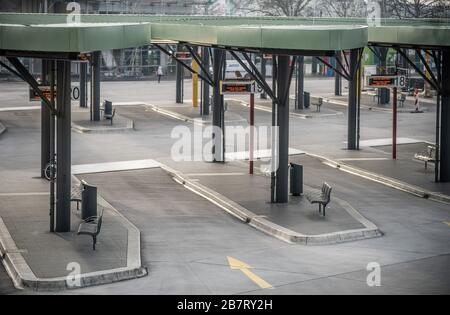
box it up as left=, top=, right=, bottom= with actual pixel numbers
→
left=305, top=183, right=332, bottom=217
left=71, top=182, right=83, bottom=210
left=78, top=209, right=104, bottom=251
left=414, top=146, right=436, bottom=170
left=312, top=97, right=323, bottom=112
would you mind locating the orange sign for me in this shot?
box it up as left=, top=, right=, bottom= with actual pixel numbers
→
left=220, top=80, right=255, bottom=95
left=29, top=86, right=54, bottom=102
left=175, top=52, right=192, bottom=60
left=368, top=76, right=397, bottom=88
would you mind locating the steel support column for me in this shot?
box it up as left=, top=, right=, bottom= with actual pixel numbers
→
left=335, top=52, right=342, bottom=96
left=201, top=47, right=210, bottom=115
left=296, top=56, right=304, bottom=110
left=55, top=60, right=72, bottom=233
left=79, top=62, right=88, bottom=108
left=176, top=45, right=184, bottom=104
left=275, top=56, right=291, bottom=203
left=260, top=55, right=267, bottom=99
left=91, top=51, right=101, bottom=121
left=376, top=47, right=390, bottom=104
left=41, top=60, right=51, bottom=178
left=441, top=50, right=450, bottom=182
left=212, top=49, right=225, bottom=163
left=348, top=49, right=359, bottom=150
left=312, top=57, right=318, bottom=74
left=271, top=57, right=278, bottom=204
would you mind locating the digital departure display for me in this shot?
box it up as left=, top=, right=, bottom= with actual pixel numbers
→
left=221, top=80, right=256, bottom=95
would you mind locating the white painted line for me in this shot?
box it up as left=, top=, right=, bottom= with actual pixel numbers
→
left=185, top=173, right=247, bottom=177
left=0, top=192, right=49, bottom=197
left=112, top=102, right=147, bottom=106
left=0, top=106, right=40, bottom=112
left=72, top=159, right=160, bottom=175
left=336, top=158, right=389, bottom=161
left=358, top=138, right=422, bottom=147
left=225, top=148, right=305, bottom=161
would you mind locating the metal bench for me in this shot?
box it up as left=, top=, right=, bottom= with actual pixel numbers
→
left=102, top=100, right=116, bottom=125
left=71, top=182, right=83, bottom=210
left=77, top=209, right=104, bottom=251
left=368, top=91, right=379, bottom=103
left=312, top=97, right=323, bottom=112
left=414, top=145, right=436, bottom=170
left=305, top=183, right=332, bottom=217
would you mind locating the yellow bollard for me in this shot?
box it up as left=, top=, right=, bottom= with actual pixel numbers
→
left=192, top=59, right=199, bottom=107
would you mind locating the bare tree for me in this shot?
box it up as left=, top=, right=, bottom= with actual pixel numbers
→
left=318, top=0, right=366, bottom=17
left=387, top=0, right=447, bottom=18
left=229, top=0, right=313, bottom=17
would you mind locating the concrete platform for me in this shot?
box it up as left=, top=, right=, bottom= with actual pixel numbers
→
left=71, top=111, right=134, bottom=134
left=322, top=93, right=435, bottom=113
left=0, top=174, right=146, bottom=291
left=345, top=142, right=450, bottom=197
left=146, top=103, right=247, bottom=126
left=162, top=158, right=381, bottom=245
left=227, top=97, right=344, bottom=119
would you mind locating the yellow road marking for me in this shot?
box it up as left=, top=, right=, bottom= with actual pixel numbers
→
left=227, top=256, right=273, bottom=289
left=444, top=222, right=450, bottom=227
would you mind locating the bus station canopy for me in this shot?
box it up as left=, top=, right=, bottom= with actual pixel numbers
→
left=0, top=13, right=449, bottom=58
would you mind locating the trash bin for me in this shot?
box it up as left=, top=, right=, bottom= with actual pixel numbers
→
left=303, top=92, right=310, bottom=109
left=290, top=163, right=304, bottom=196
left=81, top=181, right=97, bottom=220
left=104, top=100, right=113, bottom=116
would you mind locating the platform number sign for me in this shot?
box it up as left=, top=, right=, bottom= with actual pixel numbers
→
left=397, top=76, right=407, bottom=88
left=30, top=85, right=80, bottom=102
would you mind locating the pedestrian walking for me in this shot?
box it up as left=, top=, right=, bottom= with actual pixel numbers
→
left=414, top=87, right=420, bottom=112
left=157, top=65, right=164, bottom=83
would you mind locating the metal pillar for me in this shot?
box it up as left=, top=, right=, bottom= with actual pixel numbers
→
left=335, top=52, right=342, bottom=96
left=249, top=93, right=255, bottom=175
left=271, top=57, right=278, bottom=204
left=192, top=57, right=199, bottom=108
left=393, top=87, right=398, bottom=160
left=91, top=51, right=101, bottom=121
left=201, top=47, right=210, bottom=115
left=79, top=62, right=88, bottom=108
left=176, top=45, right=184, bottom=104
left=55, top=60, right=72, bottom=233
left=41, top=60, right=51, bottom=178
left=260, top=55, right=267, bottom=99
left=377, top=47, right=390, bottom=104
left=348, top=49, right=359, bottom=150
left=295, top=56, right=304, bottom=110
left=49, top=60, right=56, bottom=233
left=312, top=57, right=318, bottom=74
left=275, top=56, right=291, bottom=203
left=441, top=50, right=450, bottom=182
left=212, top=49, right=225, bottom=163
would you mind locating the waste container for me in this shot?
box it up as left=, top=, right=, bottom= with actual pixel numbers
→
left=104, top=100, right=113, bottom=116
left=290, top=163, right=304, bottom=196
left=304, top=92, right=310, bottom=109
left=81, top=181, right=97, bottom=220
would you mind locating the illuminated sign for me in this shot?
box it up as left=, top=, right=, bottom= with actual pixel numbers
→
left=368, top=75, right=399, bottom=88
left=175, top=52, right=192, bottom=60
left=29, top=86, right=53, bottom=102
left=220, top=80, right=256, bottom=95
left=29, top=85, right=80, bottom=102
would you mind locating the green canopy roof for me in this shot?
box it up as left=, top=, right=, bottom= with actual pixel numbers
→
left=0, top=13, right=449, bottom=55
